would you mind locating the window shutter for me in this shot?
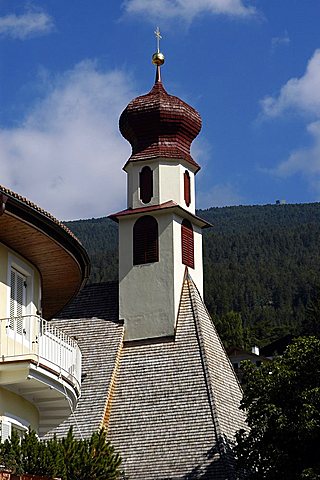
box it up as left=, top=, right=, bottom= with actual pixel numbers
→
left=16, top=273, right=24, bottom=334
left=0, top=420, right=11, bottom=442
left=133, top=216, right=159, bottom=265
left=10, top=269, right=16, bottom=329
left=184, top=171, right=191, bottom=207
left=181, top=219, right=194, bottom=268
left=140, top=166, right=153, bottom=204
left=9, top=268, right=26, bottom=334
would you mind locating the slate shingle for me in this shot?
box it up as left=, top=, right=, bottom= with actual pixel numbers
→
left=56, top=281, right=119, bottom=321
left=44, top=316, right=124, bottom=440
left=106, top=272, right=247, bottom=480
left=46, top=277, right=247, bottom=479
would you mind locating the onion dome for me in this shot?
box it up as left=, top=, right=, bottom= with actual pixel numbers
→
left=120, top=67, right=202, bottom=172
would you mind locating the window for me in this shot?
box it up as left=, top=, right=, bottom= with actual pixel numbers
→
left=0, top=415, right=29, bottom=442
left=133, top=216, right=159, bottom=265
left=140, top=166, right=153, bottom=204
left=7, top=254, right=34, bottom=341
left=0, top=419, right=11, bottom=442
left=184, top=170, right=191, bottom=207
left=181, top=219, right=194, bottom=269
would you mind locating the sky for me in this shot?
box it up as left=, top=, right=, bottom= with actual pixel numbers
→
left=0, top=0, right=320, bottom=220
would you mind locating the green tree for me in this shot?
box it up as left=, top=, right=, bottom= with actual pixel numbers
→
left=235, top=337, right=320, bottom=479
left=0, top=428, right=122, bottom=480
left=302, top=295, right=320, bottom=337
left=215, top=310, right=252, bottom=349
left=0, top=429, right=22, bottom=474
left=62, top=428, right=122, bottom=480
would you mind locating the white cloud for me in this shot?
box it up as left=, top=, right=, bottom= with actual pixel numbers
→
left=0, top=9, right=54, bottom=39
left=197, top=182, right=243, bottom=208
left=261, top=49, right=320, bottom=197
left=271, top=31, right=290, bottom=51
left=274, top=121, right=320, bottom=178
left=0, top=61, right=135, bottom=220
left=261, top=49, right=320, bottom=118
left=123, top=0, right=257, bottom=22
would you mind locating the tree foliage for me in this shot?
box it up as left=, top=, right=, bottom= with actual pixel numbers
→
left=0, top=428, right=122, bottom=480
left=235, top=337, right=320, bottom=479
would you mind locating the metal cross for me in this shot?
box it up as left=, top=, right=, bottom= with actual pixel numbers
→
left=154, top=27, right=162, bottom=53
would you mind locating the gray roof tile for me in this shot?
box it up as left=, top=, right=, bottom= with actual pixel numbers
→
left=57, top=282, right=119, bottom=321
left=44, top=317, right=124, bottom=440
left=106, top=272, right=247, bottom=479
left=46, top=274, right=247, bottom=479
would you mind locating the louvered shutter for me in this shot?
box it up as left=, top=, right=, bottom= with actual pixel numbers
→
left=9, top=269, right=15, bottom=330
left=181, top=219, right=194, bottom=268
left=184, top=171, right=191, bottom=207
left=133, top=216, right=159, bottom=265
left=0, top=419, right=11, bottom=442
left=140, top=166, right=153, bottom=204
left=9, top=268, right=26, bottom=334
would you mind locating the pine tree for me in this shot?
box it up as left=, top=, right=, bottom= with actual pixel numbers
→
left=20, top=428, right=40, bottom=474
left=0, top=427, right=122, bottom=479
left=0, top=429, right=22, bottom=474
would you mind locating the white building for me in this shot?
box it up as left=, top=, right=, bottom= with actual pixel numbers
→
left=0, top=186, right=89, bottom=439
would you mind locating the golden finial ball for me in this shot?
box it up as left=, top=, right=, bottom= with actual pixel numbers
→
left=152, top=52, right=165, bottom=66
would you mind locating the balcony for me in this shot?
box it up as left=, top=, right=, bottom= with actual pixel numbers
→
left=0, top=315, right=81, bottom=436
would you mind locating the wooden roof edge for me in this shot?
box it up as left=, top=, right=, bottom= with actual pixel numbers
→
left=0, top=187, right=91, bottom=300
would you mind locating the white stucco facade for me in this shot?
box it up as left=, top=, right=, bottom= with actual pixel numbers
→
left=125, top=158, right=197, bottom=214
left=119, top=209, right=203, bottom=341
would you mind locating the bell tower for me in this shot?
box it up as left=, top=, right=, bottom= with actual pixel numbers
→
left=110, top=31, right=210, bottom=341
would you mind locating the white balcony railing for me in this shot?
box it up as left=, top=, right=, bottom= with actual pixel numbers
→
left=0, top=315, right=81, bottom=392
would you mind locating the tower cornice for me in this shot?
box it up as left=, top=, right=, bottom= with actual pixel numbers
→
left=109, top=200, right=212, bottom=229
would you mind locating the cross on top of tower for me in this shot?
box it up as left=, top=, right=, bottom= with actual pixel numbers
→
left=152, top=27, right=165, bottom=68
left=154, top=27, right=162, bottom=53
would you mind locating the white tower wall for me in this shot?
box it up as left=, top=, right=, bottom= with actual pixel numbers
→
left=126, top=159, right=196, bottom=214
left=119, top=211, right=203, bottom=341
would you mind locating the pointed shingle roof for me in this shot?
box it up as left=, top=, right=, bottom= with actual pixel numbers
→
left=106, top=272, right=247, bottom=479
left=46, top=276, right=246, bottom=479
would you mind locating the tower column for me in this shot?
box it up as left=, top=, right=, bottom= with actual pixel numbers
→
left=110, top=36, right=210, bottom=341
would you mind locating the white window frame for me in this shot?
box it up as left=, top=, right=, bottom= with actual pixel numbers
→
left=0, top=414, right=29, bottom=442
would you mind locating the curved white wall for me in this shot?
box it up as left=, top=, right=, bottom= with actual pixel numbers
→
left=126, top=159, right=196, bottom=214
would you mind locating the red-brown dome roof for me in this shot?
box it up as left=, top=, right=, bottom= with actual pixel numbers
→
left=120, top=76, right=202, bottom=172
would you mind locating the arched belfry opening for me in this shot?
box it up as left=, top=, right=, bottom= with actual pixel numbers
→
left=140, top=166, right=153, bottom=204
left=181, top=219, right=194, bottom=269
left=133, top=215, right=159, bottom=265
left=184, top=170, right=191, bottom=207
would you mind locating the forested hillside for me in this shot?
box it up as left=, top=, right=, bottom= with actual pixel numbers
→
left=65, top=203, right=320, bottom=348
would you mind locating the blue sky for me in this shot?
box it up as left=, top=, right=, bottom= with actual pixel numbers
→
left=0, top=0, right=319, bottom=220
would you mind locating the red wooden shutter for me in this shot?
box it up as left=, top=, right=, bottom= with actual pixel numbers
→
left=181, top=219, right=194, bottom=268
left=184, top=171, right=191, bottom=207
left=140, top=166, right=153, bottom=204
left=133, top=216, right=159, bottom=265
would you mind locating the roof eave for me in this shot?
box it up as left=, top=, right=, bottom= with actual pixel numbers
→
left=0, top=187, right=90, bottom=319
left=109, top=202, right=212, bottom=229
